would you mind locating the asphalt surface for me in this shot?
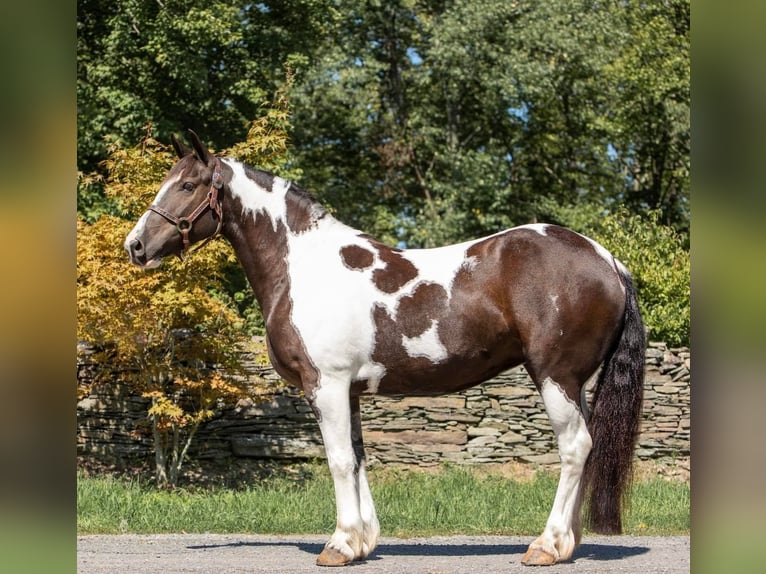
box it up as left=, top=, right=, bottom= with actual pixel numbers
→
left=77, top=533, right=690, bottom=573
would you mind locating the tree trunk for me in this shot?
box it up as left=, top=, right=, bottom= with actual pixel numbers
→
left=167, top=421, right=201, bottom=487
left=150, top=408, right=168, bottom=487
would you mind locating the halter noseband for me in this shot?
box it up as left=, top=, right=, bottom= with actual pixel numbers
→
left=148, top=158, right=224, bottom=260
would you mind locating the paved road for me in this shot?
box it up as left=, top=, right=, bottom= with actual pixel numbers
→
left=77, top=534, right=690, bottom=573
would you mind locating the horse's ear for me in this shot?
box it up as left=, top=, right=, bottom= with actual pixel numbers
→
left=171, top=134, right=192, bottom=159
left=188, top=130, right=212, bottom=164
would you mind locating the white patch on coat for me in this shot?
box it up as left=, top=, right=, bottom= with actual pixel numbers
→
left=286, top=218, right=389, bottom=386
left=356, top=363, right=386, bottom=394
left=537, top=377, right=592, bottom=561
left=125, top=210, right=151, bottom=248
left=154, top=171, right=183, bottom=204
left=401, top=240, right=480, bottom=300
left=312, top=379, right=365, bottom=559
left=125, top=171, right=183, bottom=246
left=515, top=223, right=549, bottom=236
left=550, top=294, right=560, bottom=313
left=402, top=321, right=448, bottom=362
left=224, top=159, right=289, bottom=231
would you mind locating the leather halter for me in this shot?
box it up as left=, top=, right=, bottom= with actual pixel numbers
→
left=148, top=158, right=224, bottom=260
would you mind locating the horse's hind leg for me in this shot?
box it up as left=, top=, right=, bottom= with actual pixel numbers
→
left=522, top=376, right=592, bottom=566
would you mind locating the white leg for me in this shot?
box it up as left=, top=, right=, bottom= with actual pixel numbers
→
left=313, top=380, right=365, bottom=566
left=579, top=382, right=590, bottom=422
left=523, top=377, right=592, bottom=565
left=358, top=465, right=380, bottom=556
left=350, top=396, right=380, bottom=557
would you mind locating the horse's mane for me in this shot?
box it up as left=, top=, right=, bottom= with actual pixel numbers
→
left=286, top=180, right=328, bottom=222
left=242, top=163, right=328, bottom=223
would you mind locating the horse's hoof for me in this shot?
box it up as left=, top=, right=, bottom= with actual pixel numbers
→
left=316, top=546, right=352, bottom=567
left=521, top=546, right=558, bottom=566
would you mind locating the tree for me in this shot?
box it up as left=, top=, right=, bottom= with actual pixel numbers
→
left=601, top=211, right=690, bottom=347
left=78, top=82, right=300, bottom=485
left=77, top=0, right=333, bottom=217
left=79, top=0, right=690, bottom=242
left=601, top=0, right=690, bottom=235
left=289, top=0, right=690, bottom=247
left=77, top=136, right=252, bottom=487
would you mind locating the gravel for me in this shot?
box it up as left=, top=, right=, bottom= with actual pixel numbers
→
left=78, top=533, right=690, bottom=573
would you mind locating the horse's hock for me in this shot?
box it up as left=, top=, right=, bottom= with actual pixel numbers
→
left=77, top=341, right=690, bottom=477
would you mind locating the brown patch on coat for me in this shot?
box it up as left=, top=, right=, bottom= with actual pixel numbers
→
left=396, top=282, right=448, bottom=338
left=368, top=303, right=439, bottom=384
left=365, top=246, right=522, bottom=396
left=372, top=247, right=419, bottom=293
left=366, top=227, right=623, bottom=397
left=340, top=244, right=375, bottom=271
left=243, top=165, right=274, bottom=192
left=460, top=226, right=624, bottom=404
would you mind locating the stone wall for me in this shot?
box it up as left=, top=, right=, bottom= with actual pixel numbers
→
left=77, top=342, right=690, bottom=470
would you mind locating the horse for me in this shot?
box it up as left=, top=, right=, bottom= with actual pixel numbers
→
left=125, top=131, right=645, bottom=567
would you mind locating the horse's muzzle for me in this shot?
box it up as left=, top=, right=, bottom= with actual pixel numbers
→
left=125, top=238, right=161, bottom=269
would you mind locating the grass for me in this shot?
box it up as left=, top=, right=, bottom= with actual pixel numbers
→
left=77, top=464, right=689, bottom=536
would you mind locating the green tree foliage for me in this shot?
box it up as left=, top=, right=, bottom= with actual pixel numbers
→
left=601, top=211, right=689, bottom=347
left=601, top=0, right=690, bottom=234
left=79, top=0, right=689, bottom=240
left=288, top=0, right=689, bottom=247
left=77, top=0, right=333, bottom=216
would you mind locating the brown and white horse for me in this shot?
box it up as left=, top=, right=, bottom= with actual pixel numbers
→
left=125, top=132, right=645, bottom=567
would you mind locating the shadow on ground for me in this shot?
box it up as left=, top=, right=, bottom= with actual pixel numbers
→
left=187, top=538, right=650, bottom=563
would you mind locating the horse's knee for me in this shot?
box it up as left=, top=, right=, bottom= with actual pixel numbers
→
left=326, top=453, right=356, bottom=477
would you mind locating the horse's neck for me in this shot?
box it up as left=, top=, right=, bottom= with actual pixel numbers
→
left=221, top=163, right=348, bottom=323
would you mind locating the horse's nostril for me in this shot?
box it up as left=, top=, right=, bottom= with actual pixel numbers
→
left=131, top=239, right=144, bottom=254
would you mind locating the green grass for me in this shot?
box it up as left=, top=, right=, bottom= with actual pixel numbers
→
left=77, top=464, right=689, bottom=536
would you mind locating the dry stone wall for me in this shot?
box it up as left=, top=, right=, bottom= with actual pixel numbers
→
left=77, top=342, right=690, bottom=470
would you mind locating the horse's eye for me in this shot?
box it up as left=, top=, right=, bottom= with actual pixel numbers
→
left=182, top=182, right=195, bottom=192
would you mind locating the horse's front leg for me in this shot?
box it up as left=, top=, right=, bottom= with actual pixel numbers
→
left=311, top=380, right=366, bottom=566
left=350, top=395, right=380, bottom=558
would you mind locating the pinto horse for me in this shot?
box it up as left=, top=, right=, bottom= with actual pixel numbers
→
left=125, top=132, right=644, bottom=567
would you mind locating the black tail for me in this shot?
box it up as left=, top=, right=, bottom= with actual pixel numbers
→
left=582, top=270, right=645, bottom=534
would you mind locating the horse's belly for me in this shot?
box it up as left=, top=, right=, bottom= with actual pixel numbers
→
left=356, top=342, right=525, bottom=397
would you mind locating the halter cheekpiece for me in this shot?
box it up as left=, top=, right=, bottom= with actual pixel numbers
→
left=148, top=158, right=224, bottom=260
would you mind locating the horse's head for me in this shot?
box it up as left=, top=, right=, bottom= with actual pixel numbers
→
left=125, top=131, right=224, bottom=268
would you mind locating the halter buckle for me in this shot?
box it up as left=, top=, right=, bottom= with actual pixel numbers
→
left=211, top=169, right=223, bottom=189
left=176, top=218, right=191, bottom=233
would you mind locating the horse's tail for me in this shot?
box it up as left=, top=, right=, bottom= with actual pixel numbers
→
left=582, top=269, right=645, bottom=534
